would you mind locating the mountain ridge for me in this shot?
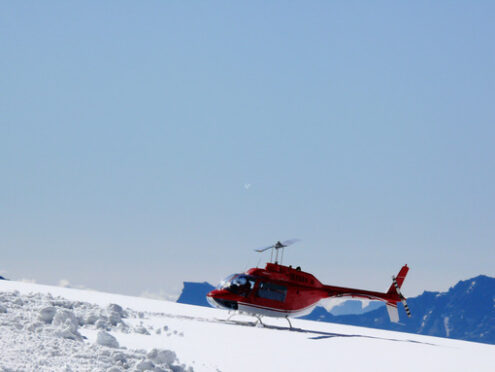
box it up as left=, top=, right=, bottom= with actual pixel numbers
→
left=308, top=274, right=495, bottom=344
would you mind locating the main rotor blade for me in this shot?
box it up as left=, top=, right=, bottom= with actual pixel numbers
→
left=254, top=245, right=275, bottom=253
left=281, top=238, right=300, bottom=247
left=254, top=239, right=300, bottom=252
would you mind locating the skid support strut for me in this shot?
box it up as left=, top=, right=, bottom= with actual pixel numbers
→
left=286, top=316, right=293, bottom=329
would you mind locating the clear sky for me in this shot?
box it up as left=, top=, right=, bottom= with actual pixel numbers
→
left=2, top=1, right=494, bottom=299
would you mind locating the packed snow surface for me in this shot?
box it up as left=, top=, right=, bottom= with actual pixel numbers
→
left=1, top=280, right=495, bottom=371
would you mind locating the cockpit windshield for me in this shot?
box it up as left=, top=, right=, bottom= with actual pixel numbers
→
left=217, top=274, right=255, bottom=297
left=217, top=274, right=237, bottom=290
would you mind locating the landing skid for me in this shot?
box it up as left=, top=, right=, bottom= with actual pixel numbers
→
left=225, top=311, right=292, bottom=329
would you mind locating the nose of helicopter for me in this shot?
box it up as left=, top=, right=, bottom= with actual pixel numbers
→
left=206, top=290, right=238, bottom=310
left=206, top=294, right=219, bottom=308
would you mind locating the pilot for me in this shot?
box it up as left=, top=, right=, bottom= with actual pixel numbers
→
left=233, top=276, right=250, bottom=295
left=239, top=277, right=251, bottom=295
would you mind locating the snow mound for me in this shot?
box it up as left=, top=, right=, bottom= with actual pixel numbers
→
left=147, top=348, right=177, bottom=365
left=0, top=290, right=192, bottom=371
left=39, top=306, right=57, bottom=323
left=97, top=330, right=119, bottom=348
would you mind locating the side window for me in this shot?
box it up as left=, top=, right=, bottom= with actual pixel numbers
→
left=257, top=282, right=287, bottom=302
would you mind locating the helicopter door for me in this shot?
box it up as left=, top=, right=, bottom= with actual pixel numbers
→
left=257, top=282, right=287, bottom=302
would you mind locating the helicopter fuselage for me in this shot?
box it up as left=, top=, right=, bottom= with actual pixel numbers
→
left=207, top=262, right=409, bottom=319
left=208, top=263, right=325, bottom=317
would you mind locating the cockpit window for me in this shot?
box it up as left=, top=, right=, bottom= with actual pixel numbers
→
left=217, top=274, right=255, bottom=297
left=217, top=274, right=237, bottom=290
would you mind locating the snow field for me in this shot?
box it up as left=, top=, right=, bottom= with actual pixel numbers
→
left=1, top=280, right=495, bottom=372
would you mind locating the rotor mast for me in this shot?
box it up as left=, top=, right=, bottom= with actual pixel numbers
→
left=254, top=239, right=300, bottom=265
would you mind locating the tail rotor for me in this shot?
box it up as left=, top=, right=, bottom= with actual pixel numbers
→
left=392, top=274, right=412, bottom=318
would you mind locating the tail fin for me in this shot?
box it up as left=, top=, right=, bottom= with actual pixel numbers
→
left=385, top=264, right=412, bottom=322
left=387, top=264, right=409, bottom=295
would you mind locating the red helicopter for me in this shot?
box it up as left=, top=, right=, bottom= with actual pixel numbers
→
left=207, top=239, right=411, bottom=327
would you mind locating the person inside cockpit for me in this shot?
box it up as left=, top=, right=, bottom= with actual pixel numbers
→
left=231, top=275, right=254, bottom=296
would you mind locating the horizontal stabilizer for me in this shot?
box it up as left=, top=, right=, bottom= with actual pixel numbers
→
left=386, top=302, right=399, bottom=323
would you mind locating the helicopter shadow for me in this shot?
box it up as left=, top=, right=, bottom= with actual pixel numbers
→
left=145, top=312, right=437, bottom=347
left=282, top=325, right=436, bottom=346
left=224, top=319, right=437, bottom=346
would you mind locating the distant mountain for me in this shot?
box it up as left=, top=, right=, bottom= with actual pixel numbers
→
left=303, top=275, right=495, bottom=345
left=328, top=299, right=383, bottom=315
left=0, top=275, right=6, bottom=280
left=176, top=282, right=215, bottom=307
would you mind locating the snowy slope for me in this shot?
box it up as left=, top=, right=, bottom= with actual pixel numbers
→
left=1, top=280, right=495, bottom=372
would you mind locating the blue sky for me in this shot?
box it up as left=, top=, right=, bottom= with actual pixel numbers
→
left=2, top=2, right=494, bottom=298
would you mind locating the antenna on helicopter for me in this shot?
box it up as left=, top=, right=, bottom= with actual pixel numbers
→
left=254, top=239, right=300, bottom=265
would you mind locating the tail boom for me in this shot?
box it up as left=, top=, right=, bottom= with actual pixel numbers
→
left=322, top=264, right=410, bottom=323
